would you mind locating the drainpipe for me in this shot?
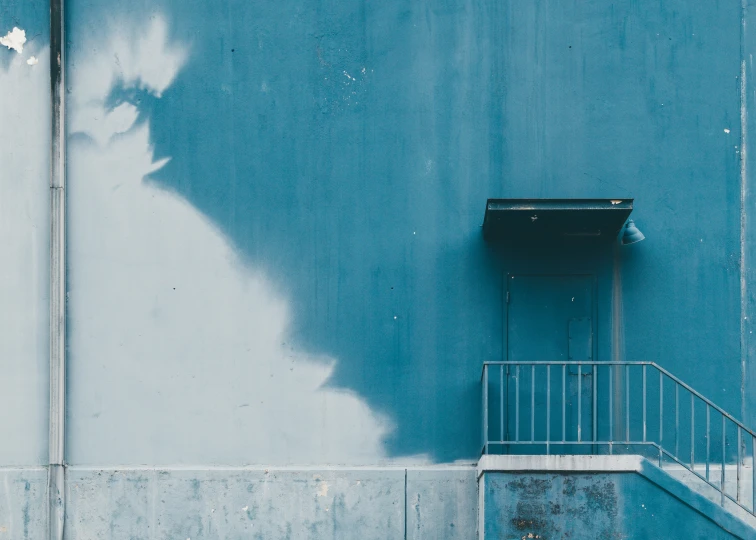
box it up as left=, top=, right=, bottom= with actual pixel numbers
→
left=48, top=0, right=66, bottom=538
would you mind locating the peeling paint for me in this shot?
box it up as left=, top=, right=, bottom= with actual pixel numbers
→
left=317, top=481, right=329, bottom=498
left=26, top=56, right=38, bottom=66
left=0, top=27, right=26, bottom=54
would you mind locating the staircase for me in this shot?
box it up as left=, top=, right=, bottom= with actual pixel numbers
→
left=480, top=361, right=756, bottom=539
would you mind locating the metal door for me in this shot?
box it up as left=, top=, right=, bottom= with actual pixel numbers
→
left=505, top=274, right=594, bottom=453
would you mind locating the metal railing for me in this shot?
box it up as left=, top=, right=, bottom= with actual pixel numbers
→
left=481, top=361, right=756, bottom=518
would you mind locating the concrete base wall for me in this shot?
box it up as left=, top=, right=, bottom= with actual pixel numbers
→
left=0, top=469, right=47, bottom=540
left=0, top=467, right=478, bottom=540
left=482, top=472, right=740, bottom=540
left=478, top=456, right=756, bottom=540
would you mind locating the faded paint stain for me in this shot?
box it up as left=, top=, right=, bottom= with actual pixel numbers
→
left=316, top=481, right=329, bottom=498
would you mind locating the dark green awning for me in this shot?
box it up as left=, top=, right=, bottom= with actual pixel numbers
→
left=483, top=199, right=634, bottom=244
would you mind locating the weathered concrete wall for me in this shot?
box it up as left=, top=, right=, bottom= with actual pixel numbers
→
left=482, top=472, right=740, bottom=540
left=2, top=0, right=756, bottom=537
left=62, top=467, right=476, bottom=540
left=58, top=0, right=753, bottom=469
left=0, top=469, right=48, bottom=540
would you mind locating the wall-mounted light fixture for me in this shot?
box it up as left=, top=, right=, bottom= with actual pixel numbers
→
left=621, top=219, right=645, bottom=245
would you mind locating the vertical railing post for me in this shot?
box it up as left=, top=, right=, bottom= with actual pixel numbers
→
left=515, top=365, right=520, bottom=442
left=706, top=406, right=711, bottom=482
left=642, top=365, right=647, bottom=443
left=737, top=426, right=742, bottom=504
left=625, top=365, right=630, bottom=443
left=483, top=365, right=488, bottom=454
left=562, top=365, right=566, bottom=443
left=578, top=364, right=582, bottom=442
left=531, top=365, right=535, bottom=443
left=675, top=384, right=680, bottom=458
left=546, top=365, right=551, bottom=455
left=592, top=365, right=597, bottom=445
left=721, top=415, right=726, bottom=506
left=691, top=394, right=695, bottom=470
left=752, top=435, right=755, bottom=513
left=609, top=365, right=613, bottom=455
left=659, top=370, right=663, bottom=466
left=499, top=365, right=504, bottom=445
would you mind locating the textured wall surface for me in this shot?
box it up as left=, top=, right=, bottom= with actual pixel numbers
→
left=0, top=469, right=46, bottom=540
left=3, top=0, right=756, bottom=537
left=0, top=0, right=50, bottom=467
left=60, top=0, right=751, bottom=468
left=61, top=467, right=476, bottom=540
left=482, top=472, right=740, bottom=540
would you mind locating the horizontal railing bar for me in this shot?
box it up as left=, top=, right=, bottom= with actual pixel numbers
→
left=651, top=366, right=754, bottom=436
left=481, top=361, right=756, bottom=437
left=484, top=361, right=653, bottom=366
left=486, top=441, right=655, bottom=446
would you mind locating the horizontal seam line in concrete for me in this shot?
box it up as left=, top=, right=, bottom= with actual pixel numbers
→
left=62, top=464, right=478, bottom=472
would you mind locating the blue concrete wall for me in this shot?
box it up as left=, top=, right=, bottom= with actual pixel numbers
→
left=483, top=472, right=740, bottom=539
left=58, top=0, right=753, bottom=468
left=2, top=0, right=756, bottom=536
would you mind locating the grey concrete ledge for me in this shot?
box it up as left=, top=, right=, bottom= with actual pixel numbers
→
left=477, top=454, right=642, bottom=478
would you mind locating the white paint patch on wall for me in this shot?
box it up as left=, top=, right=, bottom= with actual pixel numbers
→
left=0, top=44, right=50, bottom=465
left=67, top=15, right=404, bottom=465
left=0, top=27, right=26, bottom=54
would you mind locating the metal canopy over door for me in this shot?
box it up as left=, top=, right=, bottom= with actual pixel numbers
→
left=504, top=274, right=595, bottom=454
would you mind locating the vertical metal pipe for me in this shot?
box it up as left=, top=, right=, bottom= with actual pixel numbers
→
left=515, top=365, right=520, bottom=442
left=721, top=415, right=726, bottom=506
left=609, top=365, right=613, bottom=455
left=592, top=365, right=597, bottom=443
left=562, top=365, right=566, bottom=443
left=706, top=406, right=711, bottom=481
left=531, top=365, right=535, bottom=443
left=625, top=365, right=630, bottom=442
left=578, top=364, right=582, bottom=442
left=546, top=365, right=551, bottom=454
left=659, top=370, right=663, bottom=466
left=691, top=394, right=696, bottom=470
left=49, top=0, right=66, bottom=538
left=499, top=366, right=504, bottom=443
left=642, top=365, right=647, bottom=442
left=483, top=365, right=488, bottom=453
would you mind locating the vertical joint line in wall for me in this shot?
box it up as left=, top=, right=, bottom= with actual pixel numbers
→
left=741, top=0, right=748, bottom=425
left=48, top=0, right=66, bottom=538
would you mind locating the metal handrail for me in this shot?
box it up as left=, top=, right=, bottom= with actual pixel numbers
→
left=481, top=361, right=756, bottom=518
left=483, top=362, right=756, bottom=437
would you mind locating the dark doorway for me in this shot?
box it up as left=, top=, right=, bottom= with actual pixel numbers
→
left=504, top=274, right=596, bottom=453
